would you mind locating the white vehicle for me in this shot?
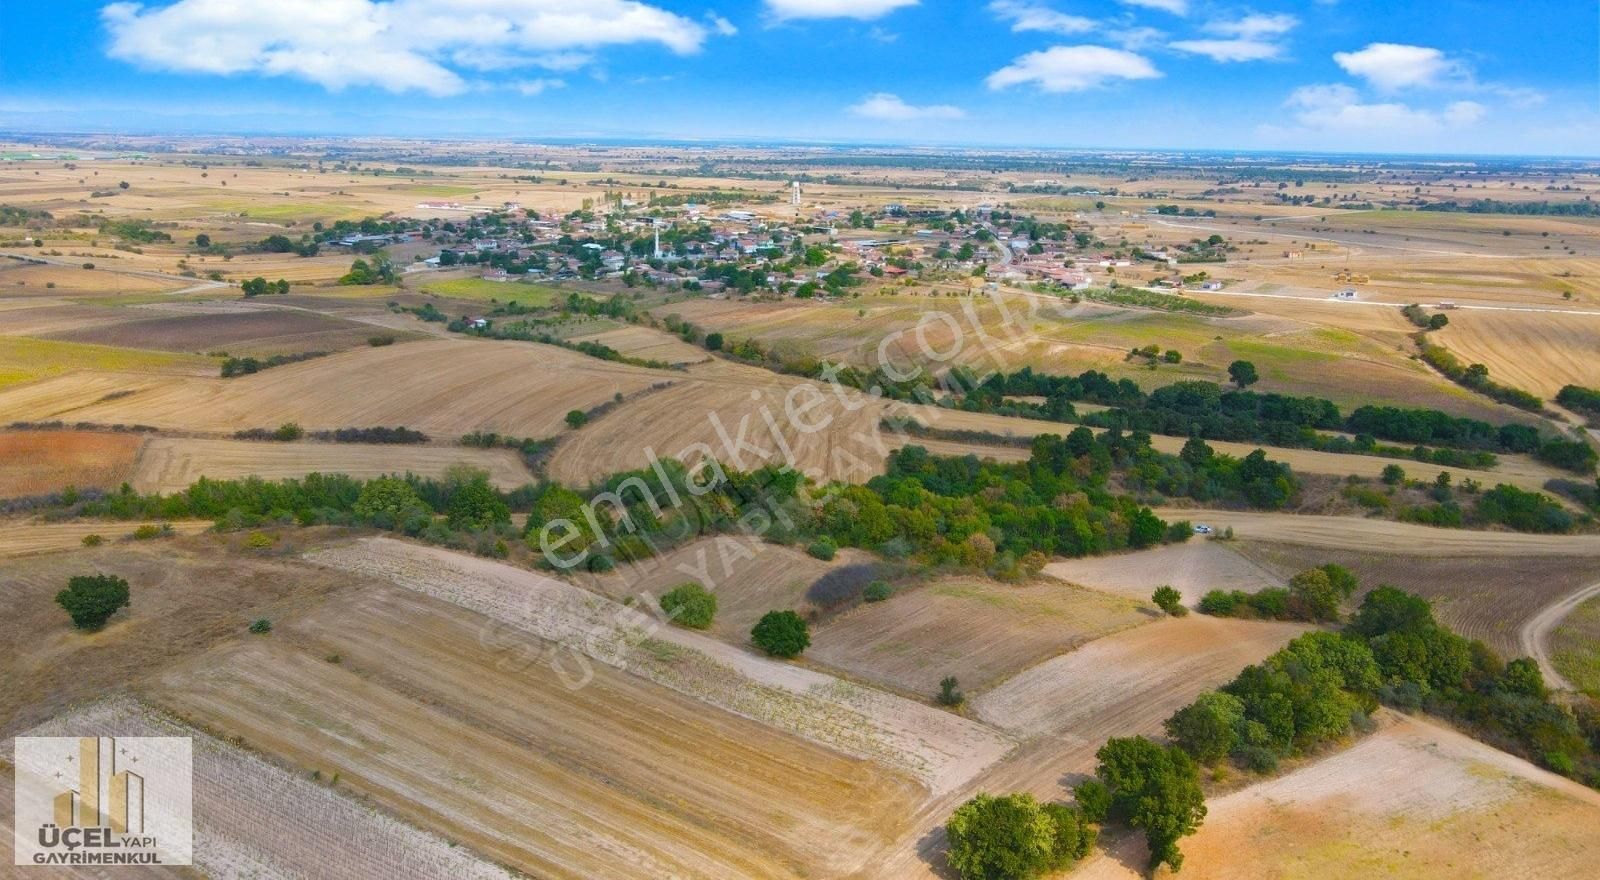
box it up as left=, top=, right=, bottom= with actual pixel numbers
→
left=1193, top=524, right=1214, bottom=535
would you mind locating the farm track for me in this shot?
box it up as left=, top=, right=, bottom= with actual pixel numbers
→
left=1521, top=580, right=1600, bottom=692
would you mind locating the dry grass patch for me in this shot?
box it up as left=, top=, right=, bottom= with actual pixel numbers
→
left=0, top=335, right=218, bottom=390
left=131, top=437, right=533, bottom=493
left=1079, top=714, right=1600, bottom=880
left=809, top=577, right=1151, bottom=696
left=1551, top=593, right=1600, bottom=700
left=0, top=429, right=144, bottom=497
left=0, top=534, right=343, bottom=734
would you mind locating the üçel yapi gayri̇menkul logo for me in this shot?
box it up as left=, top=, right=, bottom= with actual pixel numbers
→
left=13, top=736, right=192, bottom=866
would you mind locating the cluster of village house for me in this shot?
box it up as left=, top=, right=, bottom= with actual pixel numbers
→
left=372, top=198, right=1227, bottom=298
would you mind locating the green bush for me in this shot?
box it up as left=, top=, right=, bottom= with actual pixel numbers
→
left=945, top=792, right=1092, bottom=880
left=249, top=618, right=272, bottom=634
left=806, top=537, right=837, bottom=561
left=565, top=409, right=589, bottom=429
left=938, top=675, right=965, bottom=707
left=1152, top=585, right=1185, bottom=616
left=660, top=582, right=718, bottom=630
left=80, top=534, right=103, bottom=547
left=56, top=574, right=131, bottom=630
left=751, top=610, right=810, bottom=658
left=863, top=580, right=892, bottom=602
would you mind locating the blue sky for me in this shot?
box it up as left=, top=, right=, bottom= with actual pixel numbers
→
left=4, top=0, right=1598, bottom=155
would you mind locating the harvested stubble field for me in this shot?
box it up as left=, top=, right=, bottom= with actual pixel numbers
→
left=889, top=615, right=1311, bottom=874
left=48, top=308, right=390, bottom=356
left=0, top=429, right=144, bottom=497
left=547, top=358, right=894, bottom=485
left=1434, top=308, right=1600, bottom=397
left=0, top=534, right=344, bottom=734
left=0, top=263, right=184, bottom=296
left=0, top=335, right=217, bottom=390
left=1153, top=508, right=1600, bottom=557
left=1045, top=541, right=1283, bottom=607
left=808, top=577, right=1151, bottom=696
left=15, top=698, right=515, bottom=880
left=130, top=437, right=533, bottom=493
left=0, top=299, right=135, bottom=336
left=1236, top=541, right=1600, bottom=661
left=567, top=324, right=710, bottom=365
left=0, top=518, right=211, bottom=561
left=305, top=537, right=1014, bottom=795
left=1078, top=713, right=1600, bottom=880
left=973, top=615, right=1309, bottom=740
left=573, top=534, right=876, bottom=644
left=0, top=338, right=664, bottom=438
left=146, top=586, right=923, bottom=880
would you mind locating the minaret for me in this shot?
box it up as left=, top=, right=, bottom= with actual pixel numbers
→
left=791, top=181, right=801, bottom=207
left=653, top=220, right=662, bottom=259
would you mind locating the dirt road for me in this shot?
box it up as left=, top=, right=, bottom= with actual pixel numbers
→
left=1521, top=580, right=1600, bottom=692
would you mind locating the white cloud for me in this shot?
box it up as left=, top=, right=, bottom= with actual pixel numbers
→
left=515, top=78, right=565, bottom=95
left=706, top=13, right=738, bottom=36
left=1333, top=43, right=1457, bottom=91
left=849, top=92, right=964, bottom=121
left=987, top=45, right=1160, bottom=93
left=1171, top=13, right=1296, bottom=62
left=101, top=0, right=715, bottom=97
left=1207, top=12, right=1297, bottom=39
left=1120, top=0, right=1186, bottom=15
left=1285, top=83, right=1486, bottom=132
left=988, top=1, right=1094, bottom=35
left=765, top=0, right=918, bottom=20
left=1108, top=25, right=1166, bottom=51
left=1169, top=38, right=1279, bottom=62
